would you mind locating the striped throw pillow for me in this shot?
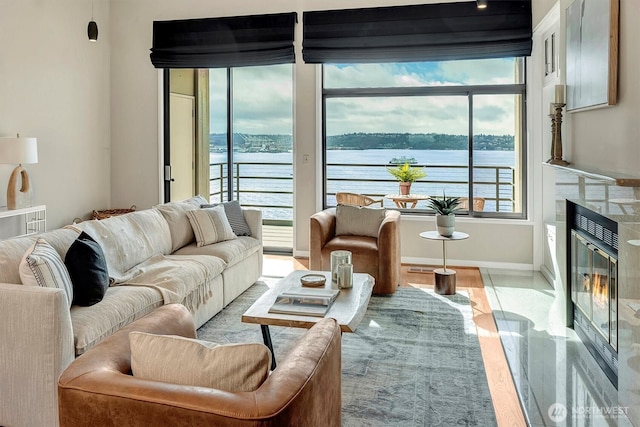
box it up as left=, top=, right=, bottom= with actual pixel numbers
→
left=186, top=206, right=237, bottom=247
left=200, top=200, right=252, bottom=236
left=19, top=238, right=73, bottom=307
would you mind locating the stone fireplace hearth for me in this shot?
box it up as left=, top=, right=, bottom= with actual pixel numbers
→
left=551, top=164, right=640, bottom=425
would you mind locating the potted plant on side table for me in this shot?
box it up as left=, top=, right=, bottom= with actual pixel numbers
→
left=386, top=162, right=426, bottom=195
left=427, top=193, right=461, bottom=237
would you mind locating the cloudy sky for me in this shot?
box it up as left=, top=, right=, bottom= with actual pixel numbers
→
left=210, top=58, right=519, bottom=136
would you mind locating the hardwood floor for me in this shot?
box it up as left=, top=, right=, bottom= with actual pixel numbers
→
left=263, top=255, right=526, bottom=427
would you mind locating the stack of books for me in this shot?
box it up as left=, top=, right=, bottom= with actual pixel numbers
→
left=269, top=287, right=339, bottom=317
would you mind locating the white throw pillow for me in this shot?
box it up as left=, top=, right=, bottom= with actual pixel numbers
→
left=155, top=195, right=209, bottom=252
left=335, top=204, right=386, bottom=238
left=129, top=331, right=271, bottom=392
left=19, top=238, right=73, bottom=307
left=186, top=206, right=237, bottom=247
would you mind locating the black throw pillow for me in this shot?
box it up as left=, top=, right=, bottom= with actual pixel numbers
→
left=65, top=231, right=109, bottom=306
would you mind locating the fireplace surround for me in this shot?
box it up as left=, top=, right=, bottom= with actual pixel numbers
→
left=551, top=163, right=640, bottom=424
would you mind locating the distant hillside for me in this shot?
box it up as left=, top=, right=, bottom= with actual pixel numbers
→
left=210, top=132, right=514, bottom=151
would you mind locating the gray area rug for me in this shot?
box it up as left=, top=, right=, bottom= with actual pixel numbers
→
left=197, top=279, right=497, bottom=426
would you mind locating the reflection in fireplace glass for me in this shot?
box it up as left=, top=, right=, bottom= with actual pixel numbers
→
left=591, top=246, right=610, bottom=343
left=571, top=231, right=617, bottom=349
left=572, top=233, right=592, bottom=319
left=609, top=257, right=617, bottom=351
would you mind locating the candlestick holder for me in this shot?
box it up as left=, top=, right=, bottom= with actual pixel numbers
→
left=547, top=102, right=569, bottom=166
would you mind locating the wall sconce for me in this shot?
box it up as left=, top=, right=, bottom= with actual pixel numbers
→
left=0, top=134, right=39, bottom=210
left=547, top=85, right=569, bottom=166
left=88, top=1, right=98, bottom=42
left=477, top=0, right=488, bottom=9
left=88, top=20, right=98, bottom=42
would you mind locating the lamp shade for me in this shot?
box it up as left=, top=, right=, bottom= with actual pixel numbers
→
left=0, top=136, right=38, bottom=165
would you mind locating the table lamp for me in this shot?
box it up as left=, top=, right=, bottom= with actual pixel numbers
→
left=0, top=134, right=38, bottom=210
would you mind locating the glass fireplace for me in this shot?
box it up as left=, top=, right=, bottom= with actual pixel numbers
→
left=569, top=201, right=618, bottom=387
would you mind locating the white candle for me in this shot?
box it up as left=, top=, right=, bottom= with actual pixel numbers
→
left=337, top=263, right=353, bottom=289
left=555, top=85, right=565, bottom=104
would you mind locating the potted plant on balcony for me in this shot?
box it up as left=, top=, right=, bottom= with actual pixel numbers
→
left=427, top=192, right=461, bottom=237
left=386, top=162, right=426, bottom=195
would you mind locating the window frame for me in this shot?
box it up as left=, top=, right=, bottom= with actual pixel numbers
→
left=320, top=62, right=528, bottom=219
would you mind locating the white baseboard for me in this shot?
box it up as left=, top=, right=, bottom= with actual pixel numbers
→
left=293, top=250, right=309, bottom=258
left=401, top=256, right=534, bottom=271
left=539, top=264, right=556, bottom=287
left=289, top=252, right=535, bottom=271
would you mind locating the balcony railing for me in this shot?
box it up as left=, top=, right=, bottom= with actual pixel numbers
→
left=208, top=161, right=516, bottom=221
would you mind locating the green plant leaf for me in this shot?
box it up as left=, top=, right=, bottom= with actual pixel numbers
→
left=386, top=162, right=426, bottom=183
left=426, top=191, right=461, bottom=215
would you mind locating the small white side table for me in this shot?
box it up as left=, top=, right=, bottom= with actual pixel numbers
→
left=0, top=205, right=46, bottom=239
left=419, top=230, right=469, bottom=295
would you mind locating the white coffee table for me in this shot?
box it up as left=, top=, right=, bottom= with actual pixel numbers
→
left=242, top=270, right=374, bottom=368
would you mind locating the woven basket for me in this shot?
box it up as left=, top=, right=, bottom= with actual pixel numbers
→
left=91, top=205, right=136, bottom=220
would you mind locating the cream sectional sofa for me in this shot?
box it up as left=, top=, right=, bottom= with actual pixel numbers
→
left=0, top=196, right=263, bottom=427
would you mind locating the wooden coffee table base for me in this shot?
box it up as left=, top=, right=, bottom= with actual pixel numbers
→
left=260, top=325, right=277, bottom=369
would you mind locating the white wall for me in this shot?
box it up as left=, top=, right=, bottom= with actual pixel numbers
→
left=0, top=0, right=111, bottom=230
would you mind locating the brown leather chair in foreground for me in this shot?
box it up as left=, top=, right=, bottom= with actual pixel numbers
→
left=310, top=207, right=401, bottom=294
left=58, top=304, right=342, bottom=427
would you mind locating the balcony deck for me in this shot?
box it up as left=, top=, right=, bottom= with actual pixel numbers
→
left=263, top=224, right=293, bottom=252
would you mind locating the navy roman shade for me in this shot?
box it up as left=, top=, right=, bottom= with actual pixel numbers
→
left=303, top=1, right=532, bottom=63
left=150, top=12, right=297, bottom=68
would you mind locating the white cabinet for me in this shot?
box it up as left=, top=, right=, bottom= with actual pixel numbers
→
left=0, top=205, right=46, bottom=239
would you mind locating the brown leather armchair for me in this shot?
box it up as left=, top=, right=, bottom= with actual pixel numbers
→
left=310, top=208, right=401, bottom=294
left=58, top=304, right=342, bottom=427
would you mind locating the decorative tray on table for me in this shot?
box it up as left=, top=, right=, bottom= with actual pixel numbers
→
left=300, top=274, right=327, bottom=287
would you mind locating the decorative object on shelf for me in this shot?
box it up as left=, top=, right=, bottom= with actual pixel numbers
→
left=476, top=0, right=488, bottom=9
left=427, top=192, right=461, bottom=237
left=300, top=274, right=326, bottom=287
left=330, top=250, right=351, bottom=284
left=547, top=85, right=569, bottom=166
left=566, top=0, right=619, bottom=111
left=0, top=134, right=38, bottom=210
left=386, top=162, right=426, bottom=195
left=88, top=1, right=98, bottom=41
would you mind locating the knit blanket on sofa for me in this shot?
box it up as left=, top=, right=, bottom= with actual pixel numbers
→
left=118, top=254, right=226, bottom=306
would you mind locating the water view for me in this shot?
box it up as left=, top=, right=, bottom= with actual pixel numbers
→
left=210, top=149, right=516, bottom=220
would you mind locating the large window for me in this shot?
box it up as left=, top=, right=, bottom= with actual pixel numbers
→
left=209, top=64, right=294, bottom=222
left=323, top=58, right=526, bottom=217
